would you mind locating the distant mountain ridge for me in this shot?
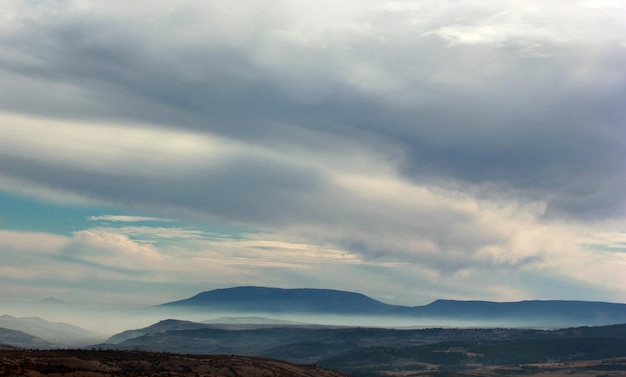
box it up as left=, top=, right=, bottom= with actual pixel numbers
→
left=158, top=286, right=626, bottom=326
left=160, top=286, right=398, bottom=314
left=390, top=299, right=626, bottom=326
left=0, top=314, right=100, bottom=346
left=0, top=327, right=53, bottom=349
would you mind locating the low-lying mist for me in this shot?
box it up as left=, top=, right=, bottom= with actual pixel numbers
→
left=1, top=299, right=575, bottom=348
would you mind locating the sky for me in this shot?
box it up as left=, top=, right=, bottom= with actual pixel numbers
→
left=1, top=0, right=626, bottom=308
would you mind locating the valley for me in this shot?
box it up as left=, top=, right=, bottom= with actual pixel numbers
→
left=2, top=287, right=626, bottom=376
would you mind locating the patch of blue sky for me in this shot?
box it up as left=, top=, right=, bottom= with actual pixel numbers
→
left=0, top=190, right=256, bottom=241
left=0, top=190, right=111, bottom=235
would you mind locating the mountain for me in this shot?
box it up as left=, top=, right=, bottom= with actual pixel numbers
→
left=0, top=314, right=101, bottom=346
left=96, top=324, right=400, bottom=355
left=40, top=296, right=66, bottom=305
left=105, top=319, right=211, bottom=344
left=0, top=327, right=54, bottom=349
left=158, top=286, right=626, bottom=327
left=389, top=299, right=626, bottom=326
left=159, top=286, right=398, bottom=314
left=105, top=318, right=339, bottom=345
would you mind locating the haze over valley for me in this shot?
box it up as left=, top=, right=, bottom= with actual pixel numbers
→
left=3, top=286, right=626, bottom=345
left=3, top=286, right=626, bottom=377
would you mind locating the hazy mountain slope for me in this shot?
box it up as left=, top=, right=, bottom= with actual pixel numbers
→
left=0, top=327, right=54, bottom=349
left=105, top=319, right=212, bottom=344
left=96, top=326, right=412, bottom=355
left=389, top=299, right=626, bottom=326
left=159, top=286, right=398, bottom=314
left=158, top=286, right=626, bottom=326
left=0, top=314, right=100, bottom=345
left=154, top=287, right=626, bottom=327
left=204, top=316, right=305, bottom=326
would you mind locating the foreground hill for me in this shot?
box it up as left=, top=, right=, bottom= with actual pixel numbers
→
left=0, top=349, right=349, bottom=377
left=158, top=286, right=626, bottom=326
left=105, top=319, right=211, bottom=344
left=160, top=286, right=397, bottom=314
left=106, top=317, right=327, bottom=344
left=94, top=322, right=626, bottom=376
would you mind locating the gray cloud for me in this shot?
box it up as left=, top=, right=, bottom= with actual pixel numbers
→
left=3, top=1, right=623, bottom=222
left=2, top=0, right=626, bottom=302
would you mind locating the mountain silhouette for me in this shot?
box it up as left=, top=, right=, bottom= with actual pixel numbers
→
left=158, top=286, right=626, bottom=326
left=159, top=286, right=398, bottom=314
left=389, top=299, right=626, bottom=325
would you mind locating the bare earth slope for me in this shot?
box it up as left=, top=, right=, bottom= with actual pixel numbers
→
left=0, top=349, right=350, bottom=377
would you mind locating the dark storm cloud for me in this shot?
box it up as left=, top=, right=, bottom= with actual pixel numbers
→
left=2, top=3, right=623, bottom=222
left=2, top=0, right=626, bottom=299
left=0, top=151, right=340, bottom=226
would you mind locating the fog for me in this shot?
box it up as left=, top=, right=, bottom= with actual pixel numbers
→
left=1, top=299, right=569, bottom=348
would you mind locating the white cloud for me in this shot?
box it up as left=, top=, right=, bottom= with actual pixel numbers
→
left=67, top=229, right=166, bottom=264
left=87, top=215, right=175, bottom=223
left=0, top=112, right=243, bottom=177
left=0, top=230, right=66, bottom=252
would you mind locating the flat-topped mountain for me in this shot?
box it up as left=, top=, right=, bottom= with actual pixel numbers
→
left=159, top=286, right=398, bottom=314
left=157, top=286, right=626, bottom=326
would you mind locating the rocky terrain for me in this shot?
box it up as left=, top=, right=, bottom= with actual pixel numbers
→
left=0, top=349, right=350, bottom=377
left=1, top=348, right=625, bottom=377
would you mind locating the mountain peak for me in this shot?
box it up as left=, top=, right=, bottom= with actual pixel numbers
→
left=41, top=296, right=65, bottom=304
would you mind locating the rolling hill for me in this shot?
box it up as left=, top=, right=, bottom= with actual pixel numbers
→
left=105, top=319, right=213, bottom=344
left=94, top=322, right=626, bottom=377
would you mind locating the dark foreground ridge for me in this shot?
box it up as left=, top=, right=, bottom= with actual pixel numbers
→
left=0, top=349, right=350, bottom=377
left=94, top=322, right=626, bottom=377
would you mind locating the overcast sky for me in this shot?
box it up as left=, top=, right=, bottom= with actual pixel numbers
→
left=1, top=0, right=626, bottom=306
